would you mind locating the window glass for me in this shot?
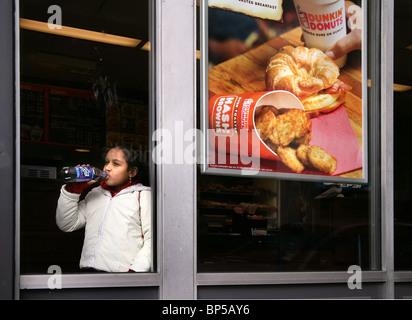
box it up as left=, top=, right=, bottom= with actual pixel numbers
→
left=197, top=0, right=379, bottom=273
left=198, top=175, right=373, bottom=272
left=19, top=0, right=152, bottom=274
left=394, top=0, right=412, bottom=270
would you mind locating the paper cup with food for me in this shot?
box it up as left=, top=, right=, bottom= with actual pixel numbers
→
left=208, top=90, right=337, bottom=175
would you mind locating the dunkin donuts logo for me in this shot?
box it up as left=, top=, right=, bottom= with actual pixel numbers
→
left=296, top=5, right=344, bottom=32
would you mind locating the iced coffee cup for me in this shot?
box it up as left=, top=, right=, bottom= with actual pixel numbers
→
left=293, top=0, right=347, bottom=68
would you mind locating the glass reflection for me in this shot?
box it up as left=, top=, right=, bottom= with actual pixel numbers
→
left=197, top=175, right=371, bottom=272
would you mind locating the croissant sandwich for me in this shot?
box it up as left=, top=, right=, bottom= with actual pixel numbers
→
left=265, top=46, right=351, bottom=116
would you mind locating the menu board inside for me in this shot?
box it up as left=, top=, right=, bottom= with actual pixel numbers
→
left=21, top=83, right=105, bottom=148
left=21, top=83, right=149, bottom=151
left=20, top=84, right=45, bottom=142
left=48, top=88, right=104, bottom=147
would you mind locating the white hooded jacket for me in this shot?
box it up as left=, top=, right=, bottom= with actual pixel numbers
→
left=56, top=183, right=151, bottom=272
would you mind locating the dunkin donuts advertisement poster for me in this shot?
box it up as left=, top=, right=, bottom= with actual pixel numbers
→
left=200, top=0, right=367, bottom=183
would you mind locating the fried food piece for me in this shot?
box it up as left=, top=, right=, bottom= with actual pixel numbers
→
left=296, top=144, right=311, bottom=167
left=297, top=144, right=337, bottom=174
left=293, top=131, right=312, bottom=146
left=289, top=109, right=312, bottom=141
left=269, top=109, right=312, bottom=147
left=307, top=145, right=337, bottom=174
left=277, top=146, right=305, bottom=173
left=254, top=106, right=336, bottom=175
left=255, top=106, right=277, bottom=141
left=269, top=114, right=294, bottom=146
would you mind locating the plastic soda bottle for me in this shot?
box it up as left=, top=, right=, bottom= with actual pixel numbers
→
left=60, top=166, right=107, bottom=183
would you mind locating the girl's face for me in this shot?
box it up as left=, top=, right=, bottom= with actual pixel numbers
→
left=103, top=147, right=137, bottom=192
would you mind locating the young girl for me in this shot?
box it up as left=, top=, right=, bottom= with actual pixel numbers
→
left=56, top=145, right=151, bottom=273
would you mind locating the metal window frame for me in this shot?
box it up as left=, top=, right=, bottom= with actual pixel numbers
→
left=380, top=0, right=395, bottom=298
left=194, top=0, right=398, bottom=297
left=154, top=0, right=197, bottom=299
left=194, top=4, right=384, bottom=295
left=17, top=0, right=163, bottom=294
left=0, top=0, right=16, bottom=301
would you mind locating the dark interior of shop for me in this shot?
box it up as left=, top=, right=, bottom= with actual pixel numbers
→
left=393, top=0, right=412, bottom=272
left=19, top=0, right=412, bottom=274
left=19, top=0, right=150, bottom=166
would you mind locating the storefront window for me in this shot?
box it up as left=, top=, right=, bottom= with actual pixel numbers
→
left=198, top=175, right=373, bottom=272
left=197, top=0, right=379, bottom=273
left=394, top=0, right=412, bottom=271
left=19, top=0, right=153, bottom=274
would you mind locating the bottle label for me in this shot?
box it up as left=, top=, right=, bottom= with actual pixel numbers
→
left=75, top=166, right=94, bottom=182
